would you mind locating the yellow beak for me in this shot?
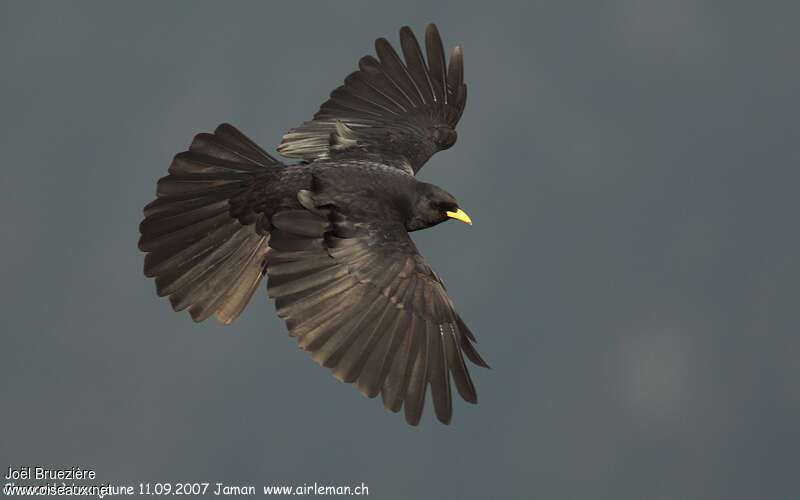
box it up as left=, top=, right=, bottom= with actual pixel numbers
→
left=446, top=208, right=472, bottom=226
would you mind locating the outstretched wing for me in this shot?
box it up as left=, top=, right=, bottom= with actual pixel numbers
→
left=265, top=197, right=488, bottom=426
left=277, top=24, right=467, bottom=174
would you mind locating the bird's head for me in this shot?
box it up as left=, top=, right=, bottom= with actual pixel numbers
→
left=406, top=182, right=472, bottom=231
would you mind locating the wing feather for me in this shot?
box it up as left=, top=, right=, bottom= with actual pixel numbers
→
left=278, top=24, right=467, bottom=174
left=265, top=199, right=487, bottom=425
left=425, top=24, right=448, bottom=104
left=399, top=26, right=435, bottom=105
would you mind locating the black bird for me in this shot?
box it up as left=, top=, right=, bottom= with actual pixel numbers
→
left=139, top=24, right=488, bottom=425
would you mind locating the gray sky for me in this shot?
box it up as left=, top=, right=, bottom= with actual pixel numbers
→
left=2, top=1, right=798, bottom=499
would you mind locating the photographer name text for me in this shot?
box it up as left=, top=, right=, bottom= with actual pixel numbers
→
left=5, top=465, right=95, bottom=480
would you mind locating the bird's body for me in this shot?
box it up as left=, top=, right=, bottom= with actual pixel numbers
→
left=139, top=24, right=487, bottom=425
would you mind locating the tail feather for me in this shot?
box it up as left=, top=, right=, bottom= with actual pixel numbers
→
left=191, top=123, right=280, bottom=167
left=139, top=199, right=230, bottom=242
left=215, top=236, right=272, bottom=324
left=140, top=124, right=279, bottom=323
left=144, top=216, right=238, bottom=282
left=158, top=222, right=252, bottom=299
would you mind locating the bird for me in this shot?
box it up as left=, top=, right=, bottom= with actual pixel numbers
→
left=138, top=23, right=488, bottom=426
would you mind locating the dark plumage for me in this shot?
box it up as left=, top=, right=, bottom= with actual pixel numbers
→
left=139, top=24, right=487, bottom=425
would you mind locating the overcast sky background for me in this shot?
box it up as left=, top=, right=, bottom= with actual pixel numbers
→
left=2, top=1, right=798, bottom=499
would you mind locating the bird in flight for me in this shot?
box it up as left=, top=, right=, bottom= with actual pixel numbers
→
left=139, top=24, right=488, bottom=425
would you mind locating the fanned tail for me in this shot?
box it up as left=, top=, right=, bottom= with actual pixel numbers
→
left=139, top=124, right=280, bottom=324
